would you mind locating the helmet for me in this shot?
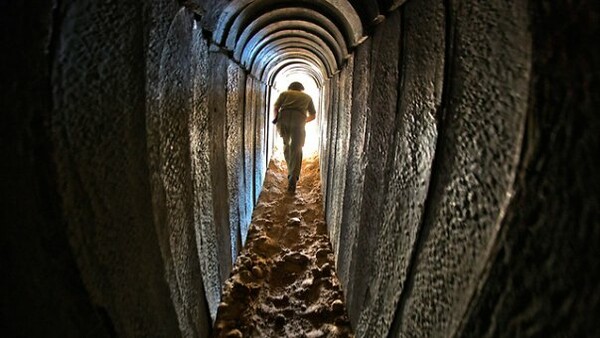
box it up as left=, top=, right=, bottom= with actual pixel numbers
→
left=288, top=82, right=305, bottom=91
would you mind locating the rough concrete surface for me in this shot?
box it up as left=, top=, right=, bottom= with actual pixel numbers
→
left=3, top=0, right=599, bottom=337
left=50, top=1, right=183, bottom=336
left=244, top=76, right=258, bottom=208
left=155, top=9, right=211, bottom=336
left=250, top=77, right=269, bottom=201
left=458, top=1, right=600, bottom=336
left=340, top=10, right=404, bottom=327
left=355, top=0, right=444, bottom=335
left=208, top=50, right=236, bottom=286
left=393, top=1, right=531, bottom=336
left=335, top=38, right=371, bottom=309
left=226, top=61, right=247, bottom=261
left=327, top=57, right=354, bottom=261
left=190, top=24, right=222, bottom=322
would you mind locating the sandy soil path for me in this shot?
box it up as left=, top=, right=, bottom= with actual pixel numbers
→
left=213, top=155, right=354, bottom=338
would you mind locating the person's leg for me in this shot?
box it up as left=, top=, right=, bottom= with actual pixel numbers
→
left=278, top=123, right=291, bottom=166
left=287, top=122, right=306, bottom=191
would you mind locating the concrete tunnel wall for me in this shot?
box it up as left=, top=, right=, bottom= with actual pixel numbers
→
left=2, top=0, right=599, bottom=337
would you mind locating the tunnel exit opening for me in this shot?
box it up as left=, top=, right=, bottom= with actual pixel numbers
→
left=266, top=63, right=325, bottom=163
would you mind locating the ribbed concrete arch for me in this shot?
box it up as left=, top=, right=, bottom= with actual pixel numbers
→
left=234, top=15, right=349, bottom=60
left=254, top=48, right=331, bottom=81
left=266, top=60, right=324, bottom=86
left=214, top=0, right=363, bottom=82
left=240, top=29, right=344, bottom=71
left=224, top=2, right=352, bottom=52
left=285, top=70, right=321, bottom=89
left=265, top=58, right=325, bottom=87
left=257, top=51, right=328, bottom=82
left=272, top=67, right=323, bottom=92
left=233, top=10, right=349, bottom=63
left=248, top=37, right=338, bottom=78
left=237, top=21, right=346, bottom=66
left=247, top=38, right=336, bottom=77
left=214, top=0, right=363, bottom=48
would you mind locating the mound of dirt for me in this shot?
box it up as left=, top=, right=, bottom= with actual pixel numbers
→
left=213, top=155, right=354, bottom=338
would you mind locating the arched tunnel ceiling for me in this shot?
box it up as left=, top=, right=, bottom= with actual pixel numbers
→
left=256, top=50, right=328, bottom=82
left=274, top=65, right=323, bottom=89
left=214, top=0, right=365, bottom=79
left=266, top=58, right=325, bottom=88
left=239, top=27, right=345, bottom=69
left=250, top=39, right=338, bottom=77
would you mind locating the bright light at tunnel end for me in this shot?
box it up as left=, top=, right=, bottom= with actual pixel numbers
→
left=271, top=72, right=321, bottom=161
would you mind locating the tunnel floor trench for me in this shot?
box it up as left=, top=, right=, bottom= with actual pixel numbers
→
left=213, top=154, right=354, bottom=337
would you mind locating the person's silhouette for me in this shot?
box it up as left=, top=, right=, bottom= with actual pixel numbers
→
left=272, top=82, right=317, bottom=193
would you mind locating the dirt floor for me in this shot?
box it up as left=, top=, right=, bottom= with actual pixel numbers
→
left=213, top=154, right=354, bottom=338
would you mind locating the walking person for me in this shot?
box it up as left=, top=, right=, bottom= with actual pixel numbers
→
left=272, top=82, right=317, bottom=193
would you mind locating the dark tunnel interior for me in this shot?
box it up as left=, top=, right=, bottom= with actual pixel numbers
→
left=2, top=0, right=599, bottom=337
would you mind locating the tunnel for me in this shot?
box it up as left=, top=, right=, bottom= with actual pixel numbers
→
left=3, top=0, right=599, bottom=337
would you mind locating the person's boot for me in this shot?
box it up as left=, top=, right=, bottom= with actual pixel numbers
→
left=287, top=176, right=297, bottom=193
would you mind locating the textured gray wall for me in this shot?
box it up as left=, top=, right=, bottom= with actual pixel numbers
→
left=147, top=8, right=211, bottom=336
left=393, top=0, right=530, bottom=336
left=326, top=56, right=354, bottom=260
left=331, top=10, right=405, bottom=329
left=49, top=1, right=184, bottom=336
left=356, top=0, right=444, bottom=335
left=320, top=0, right=599, bottom=337
left=325, top=0, right=529, bottom=335
left=458, top=1, right=600, bottom=336
left=246, top=76, right=270, bottom=202
left=4, top=1, right=270, bottom=336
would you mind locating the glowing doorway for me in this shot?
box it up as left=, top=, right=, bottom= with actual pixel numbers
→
left=270, top=72, right=322, bottom=160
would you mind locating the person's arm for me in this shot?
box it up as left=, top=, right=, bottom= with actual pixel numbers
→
left=272, top=93, right=284, bottom=124
left=306, top=98, right=316, bottom=122
left=272, top=105, right=280, bottom=124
